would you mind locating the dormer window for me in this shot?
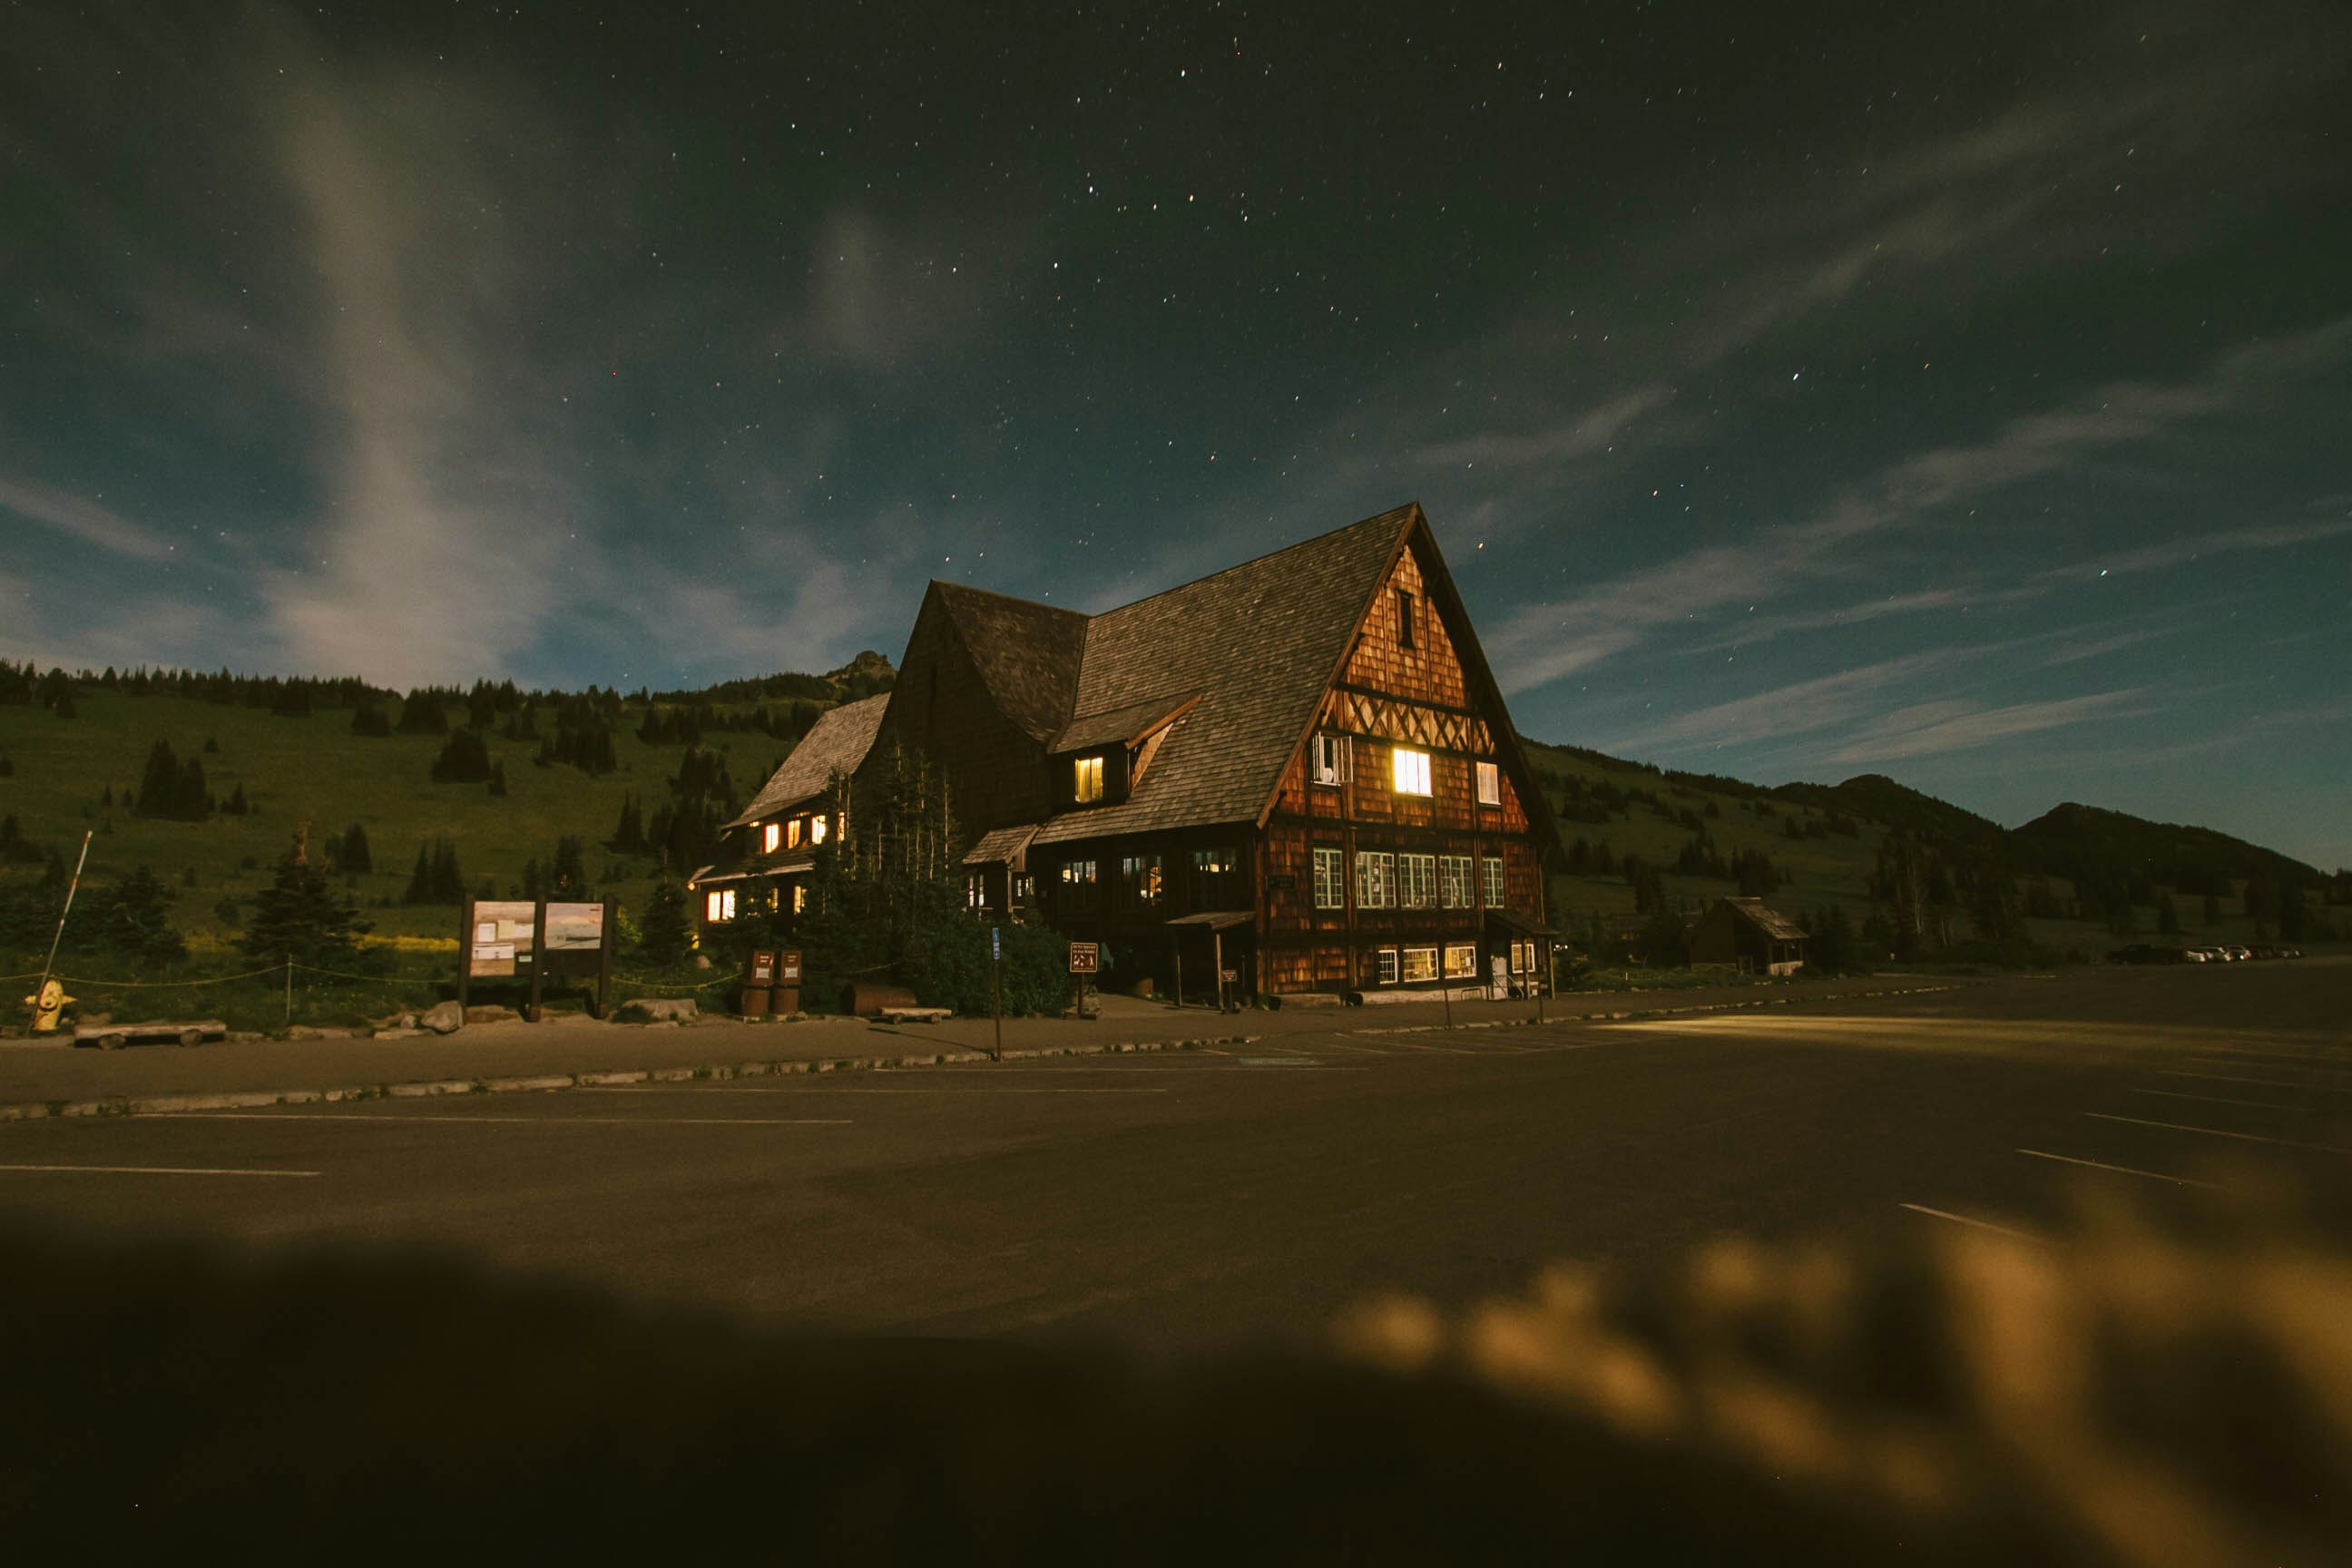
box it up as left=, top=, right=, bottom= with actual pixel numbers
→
left=1310, top=732, right=1351, bottom=787
left=1396, top=589, right=1416, bottom=649
left=1073, top=754, right=1105, bottom=804
left=787, top=818, right=802, bottom=848
left=809, top=814, right=828, bottom=845
left=761, top=822, right=781, bottom=854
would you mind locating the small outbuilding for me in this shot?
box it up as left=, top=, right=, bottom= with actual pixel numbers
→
left=1689, top=897, right=1808, bottom=976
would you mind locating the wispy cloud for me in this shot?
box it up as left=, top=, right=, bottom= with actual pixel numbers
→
left=0, top=472, right=173, bottom=561
left=1826, top=690, right=2148, bottom=765
left=1599, top=649, right=1972, bottom=755
left=2036, top=516, right=2352, bottom=583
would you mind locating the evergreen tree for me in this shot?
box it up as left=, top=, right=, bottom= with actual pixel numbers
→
left=340, top=823, right=373, bottom=875
left=547, top=835, right=588, bottom=896
left=236, top=853, right=372, bottom=966
left=1804, top=904, right=1857, bottom=975
left=224, top=782, right=250, bottom=816
left=487, top=760, right=509, bottom=798
left=635, top=878, right=692, bottom=965
left=2156, top=893, right=2180, bottom=935
left=429, top=727, right=493, bottom=782
left=397, top=689, right=449, bottom=735
left=80, top=866, right=187, bottom=965
left=608, top=793, right=647, bottom=855
left=350, top=701, right=393, bottom=738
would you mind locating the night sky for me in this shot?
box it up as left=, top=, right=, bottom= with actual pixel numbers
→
left=4, top=3, right=2347, bottom=866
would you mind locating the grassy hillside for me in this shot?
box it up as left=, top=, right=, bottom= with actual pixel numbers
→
left=0, top=661, right=887, bottom=969
left=1, top=656, right=2337, bottom=988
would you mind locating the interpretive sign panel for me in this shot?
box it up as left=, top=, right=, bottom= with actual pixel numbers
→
left=1068, top=942, right=1099, bottom=974
left=469, top=901, right=537, bottom=978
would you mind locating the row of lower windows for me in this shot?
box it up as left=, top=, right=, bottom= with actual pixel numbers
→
left=1375, top=945, right=1482, bottom=984
left=1310, top=734, right=1502, bottom=807
left=1316, top=847, right=1506, bottom=911
left=704, top=885, right=808, bottom=924
left=1054, top=847, right=1241, bottom=913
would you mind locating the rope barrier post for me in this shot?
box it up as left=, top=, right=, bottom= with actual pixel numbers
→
left=284, top=954, right=292, bottom=1028
left=27, top=829, right=93, bottom=1035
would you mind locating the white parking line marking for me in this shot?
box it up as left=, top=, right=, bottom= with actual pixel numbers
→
left=1897, top=1203, right=2045, bottom=1243
left=2128, top=1087, right=2304, bottom=1112
left=0, top=1162, right=320, bottom=1178
left=2017, top=1149, right=2217, bottom=1188
left=2083, top=1112, right=2351, bottom=1155
left=170, top=1113, right=852, bottom=1127
left=583, top=1085, right=1171, bottom=1095
left=2157, top=1069, right=2350, bottom=1093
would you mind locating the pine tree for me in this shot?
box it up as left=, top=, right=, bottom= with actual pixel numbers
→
left=636, top=878, right=692, bottom=965
left=487, top=760, right=509, bottom=797
left=429, top=727, right=493, bottom=782
left=81, top=866, right=187, bottom=965
left=236, top=854, right=371, bottom=966
left=340, top=823, right=373, bottom=875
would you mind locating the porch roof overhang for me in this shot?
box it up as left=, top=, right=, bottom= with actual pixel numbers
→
left=1484, top=907, right=1559, bottom=938
left=1164, top=909, right=1255, bottom=931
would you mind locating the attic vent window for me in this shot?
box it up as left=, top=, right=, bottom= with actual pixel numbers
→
left=1396, top=589, right=1416, bottom=649
left=1073, top=755, right=1105, bottom=804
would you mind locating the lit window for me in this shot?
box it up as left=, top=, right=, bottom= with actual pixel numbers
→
left=1312, top=847, right=1345, bottom=909
left=1120, top=853, right=1162, bottom=908
left=1401, top=946, right=1438, bottom=983
left=784, top=818, right=801, bottom=849
left=791, top=884, right=807, bottom=914
left=1377, top=948, right=1399, bottom=985
left=809, top=814, right=828, bottom=845
left=1482, top=855, right=1505, bottom=908
left=762, top=822, right=781, bottom=853
left=966, top=873, right=991, bottom=909
left=1391, top=747, right=1432, bottom=797
left=1355, top=850, right=1395, bottom=909
left=1074, top=755, right=1105, bottom=803
left=704, top=888, right=735, bottom=923
left=1062, top=858, right=1098, bottom=911
left=1309, top=733, right=1351, bottom=787
left=1444, top=944, right=1477, bottom=979
left=1476, top=761, right=1502, bottom=807
left=1440, top=855, right=1472, bottom=908
left=1399, top=853, right=1436, bottom=908
left=1396, top=588, right=1416, bottom=649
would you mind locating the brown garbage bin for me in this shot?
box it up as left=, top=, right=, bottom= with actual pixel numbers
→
left=742, top=950, right=777, bottom=1018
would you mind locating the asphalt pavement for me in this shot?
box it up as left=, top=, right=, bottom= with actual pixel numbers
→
left=3, top=959, right=2343, bottom=1357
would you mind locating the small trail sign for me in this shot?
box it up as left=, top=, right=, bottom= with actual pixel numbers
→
left=1068, top=942, right=1099, bottom=974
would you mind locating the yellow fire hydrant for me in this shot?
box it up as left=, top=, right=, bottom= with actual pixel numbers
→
left=24, top=977, right=72, bottom=1034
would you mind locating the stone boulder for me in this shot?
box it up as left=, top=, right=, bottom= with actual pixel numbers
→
left=620, top=997, right=698, bottom=1024
left=421, top=1000, right=466, bottom=1034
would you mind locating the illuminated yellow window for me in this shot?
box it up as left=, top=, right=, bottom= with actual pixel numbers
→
left=786, top=818, right=801, bottom=848
left=1390, top=747, right=1432, bottom=797
left=791, top=884, right=807, bottom=914
left=762, top=822, right=781, bottom=854
left=1073, top=755, right=1104, bottom=803
left=810, top=814, right=828, bottom=844
left=704, top=889, right=735, bottom=923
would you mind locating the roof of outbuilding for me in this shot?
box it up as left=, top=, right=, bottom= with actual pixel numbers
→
left=1720, top=897, right=1808, bottom=941
left=724, top=693, right=889, bottom=829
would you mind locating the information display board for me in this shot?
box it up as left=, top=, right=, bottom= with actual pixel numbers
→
left=459, top=897, right=615, bottom=1018
left=1068, top=942, right=1100, bottom=974
left=469, top=901, right=538, bottom=978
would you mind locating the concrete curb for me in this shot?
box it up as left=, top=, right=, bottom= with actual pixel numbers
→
left=0, top=1032, right=1261, bottom=1123
left=1340, top=982, right=1968, bottom=1035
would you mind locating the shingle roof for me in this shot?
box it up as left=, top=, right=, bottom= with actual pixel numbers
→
left=1050, top=691, right=1200, bottom=754
left=1723, top=897, right=1808, bottom=941
left=1031, top=504, right=1416, bottom=845
left=724, top=693, right=888, bottom=829
left=932, top=583, right=1090, bottom=746
left=963, top=822, right=1042, bottom=867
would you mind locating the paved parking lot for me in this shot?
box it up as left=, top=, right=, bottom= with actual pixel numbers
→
left=2, top=963, right=2344, bottom=1356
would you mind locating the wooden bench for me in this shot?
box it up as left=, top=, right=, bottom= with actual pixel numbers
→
left=877, top=1006, right=954, bottom=1024
left=74, top=1019, right=228, bottom=1051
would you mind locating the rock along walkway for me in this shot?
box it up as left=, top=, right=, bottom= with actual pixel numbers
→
left=0, top=976, right=1969, bottom=1122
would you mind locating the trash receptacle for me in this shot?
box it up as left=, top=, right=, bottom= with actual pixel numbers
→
left=772, top=948, right=802, bottom=1015
left=742, top=949, right=778, bottom=1018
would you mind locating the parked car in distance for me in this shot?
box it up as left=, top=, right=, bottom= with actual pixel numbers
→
left=2107, top=944, right=2190, bottom=965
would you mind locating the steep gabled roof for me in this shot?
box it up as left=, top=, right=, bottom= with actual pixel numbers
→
left=1031, top=504, right=1418, bottom=844
left=930, top=582, right=1090, bottom=745
left=723, top=693, right=888, bottom=829
left=1721, top=897, right=1808, bottom=941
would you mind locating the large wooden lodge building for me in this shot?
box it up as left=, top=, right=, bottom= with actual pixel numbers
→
left=691, top=504, right=1562, bottom=1001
